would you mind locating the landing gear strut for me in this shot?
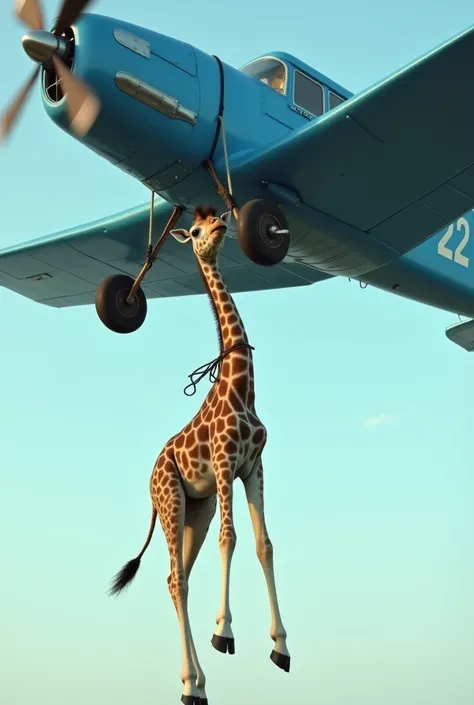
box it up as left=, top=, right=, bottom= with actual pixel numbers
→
left=204, top=160, right=290, bottom=267
left=95, top=201, right=183, bottom=335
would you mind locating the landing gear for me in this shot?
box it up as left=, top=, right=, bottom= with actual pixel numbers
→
left=236, top=198, right=290, bottom=266
left=94, top=158, right=291, bottom=334
left=94, top=201, right=183, bottom=335
left=95, top=274, right=147, bottom=334
left=204, top=160, right=290, bottom=267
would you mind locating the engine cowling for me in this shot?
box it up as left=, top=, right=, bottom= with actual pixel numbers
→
left=42, top=13, right=220, bottom=190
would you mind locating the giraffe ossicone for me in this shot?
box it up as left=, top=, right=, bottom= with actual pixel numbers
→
left=109, top=204, right=290, bottom=704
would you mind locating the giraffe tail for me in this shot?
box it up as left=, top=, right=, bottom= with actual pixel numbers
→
left=108, top=507, right=158, bottom=597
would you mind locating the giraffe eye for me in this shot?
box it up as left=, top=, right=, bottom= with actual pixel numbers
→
left=191, top=228, right=200, bottom=237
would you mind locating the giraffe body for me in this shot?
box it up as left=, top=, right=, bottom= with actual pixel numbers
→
left=110, top=207, right=290, bottom=704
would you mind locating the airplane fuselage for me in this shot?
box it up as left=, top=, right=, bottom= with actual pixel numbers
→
left=40, top=13, right=474, bottom=318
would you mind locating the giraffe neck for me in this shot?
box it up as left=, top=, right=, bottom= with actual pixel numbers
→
left=198, top=257, right=255, bottom=406
left=198, top=259, right=250, bottom=352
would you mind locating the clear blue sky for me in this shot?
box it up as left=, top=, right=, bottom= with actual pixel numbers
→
left=1, top=1, right=473, bottom=704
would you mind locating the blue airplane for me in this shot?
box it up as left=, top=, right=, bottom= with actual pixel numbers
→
left=2, top=0, right=474, bottom=351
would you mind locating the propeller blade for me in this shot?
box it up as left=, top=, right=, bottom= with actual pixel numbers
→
left=14, top=0, right=44, bottom=30
left=53, top=0, right=96, bottom=36
left=0, top=66, right=40, bottom=142
left=52, top=54, right=100, bottom=137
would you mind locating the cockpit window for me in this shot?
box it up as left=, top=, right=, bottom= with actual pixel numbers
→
left=329, top=91, right=346, bottom=110
left=240, top=58, right=287, bottom=95
left=293, top=70, right=324, bottom=117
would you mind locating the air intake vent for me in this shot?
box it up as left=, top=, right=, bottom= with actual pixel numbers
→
left=43, top=27, right=75, bottom=103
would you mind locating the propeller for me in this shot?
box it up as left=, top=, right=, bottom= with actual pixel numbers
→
left=1, top=0, right=100, bottom=142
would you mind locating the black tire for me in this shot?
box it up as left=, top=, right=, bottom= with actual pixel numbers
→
left=236, top=199, right=290, bottom=266
left=95, top=274, right=147, bottom=334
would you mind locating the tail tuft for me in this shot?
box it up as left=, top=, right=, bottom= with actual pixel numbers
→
left=108, top=557, right=141, bottom=596
left=108, top=507, right=157, bottom=596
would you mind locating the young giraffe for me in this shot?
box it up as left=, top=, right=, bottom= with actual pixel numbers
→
left=109, top=206, right=290, bottom=705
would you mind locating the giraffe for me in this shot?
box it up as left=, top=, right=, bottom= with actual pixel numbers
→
left=109, top=205, right=290, bottom=705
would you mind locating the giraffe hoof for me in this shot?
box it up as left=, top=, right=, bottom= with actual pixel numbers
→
left=180, top=696, right=201, bottom=705
left=270, top=650, right=291, bottom=673
left=211, top=634, right=235, bottom=654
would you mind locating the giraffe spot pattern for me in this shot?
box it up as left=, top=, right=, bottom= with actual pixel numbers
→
left=146, top=216, right=268, bottom=608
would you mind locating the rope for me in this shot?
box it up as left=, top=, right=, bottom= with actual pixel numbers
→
left=204, top=55, right=238, bottom=216
left=147, top=190, right=155, bottom=258
left=183, top=342, right=255, bottom=397
left=208, top=55, right=225, bottom=161
left=219, top=115, right=233, bottom=198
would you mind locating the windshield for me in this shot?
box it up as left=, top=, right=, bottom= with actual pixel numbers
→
left=240, top=58, right=287, bottom=95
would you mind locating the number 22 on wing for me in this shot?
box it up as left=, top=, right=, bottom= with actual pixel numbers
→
left=437, top=216, right=470, bottom=268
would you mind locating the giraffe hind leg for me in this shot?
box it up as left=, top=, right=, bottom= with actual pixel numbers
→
left=182, top=495, right=217, bottom=703
left=151, top=454, right=203, bottom=703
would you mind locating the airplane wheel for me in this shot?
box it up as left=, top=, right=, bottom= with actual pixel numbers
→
left=95, top=274, right=147, bottom=334
left=236, top=199, right=290, bottom=266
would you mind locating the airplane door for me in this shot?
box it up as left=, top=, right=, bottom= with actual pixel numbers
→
left=261, top=84, right=295, bottom=129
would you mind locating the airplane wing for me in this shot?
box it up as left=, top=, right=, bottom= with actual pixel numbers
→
left=231, top=23, right=474, bottom=255
left=0, top=198, right=331, bottom=308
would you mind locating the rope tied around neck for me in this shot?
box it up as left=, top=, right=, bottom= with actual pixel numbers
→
left=184, top=342, right=255, bottom=397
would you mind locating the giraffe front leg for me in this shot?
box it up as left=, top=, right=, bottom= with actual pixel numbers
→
left=243, top=459, right=291, bottom=672
left=211, top=468, right=237, bottom=656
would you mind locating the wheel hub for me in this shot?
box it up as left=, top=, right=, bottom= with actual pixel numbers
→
left=259, top=214, right=284, bottom=249
left=116, top=290, right=139, bottom=318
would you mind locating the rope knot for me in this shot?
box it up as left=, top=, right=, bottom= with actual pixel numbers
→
left=184, top=343, right=255, bottom=396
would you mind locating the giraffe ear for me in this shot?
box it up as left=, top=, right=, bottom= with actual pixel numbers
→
left=170, top=229, right=191, bottom=244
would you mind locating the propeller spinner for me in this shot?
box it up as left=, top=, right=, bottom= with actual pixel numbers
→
left=1, top=0, right=100, bottom=142
left=21, top=29, right=68, bottom=63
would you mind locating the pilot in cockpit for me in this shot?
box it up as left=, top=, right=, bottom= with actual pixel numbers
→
left=261, top=64, right=285, bottom=94
left=268, top=64, right=285, bottom=94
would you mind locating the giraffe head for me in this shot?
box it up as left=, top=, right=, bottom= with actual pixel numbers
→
left=171, top=206, right=227, bottom=261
